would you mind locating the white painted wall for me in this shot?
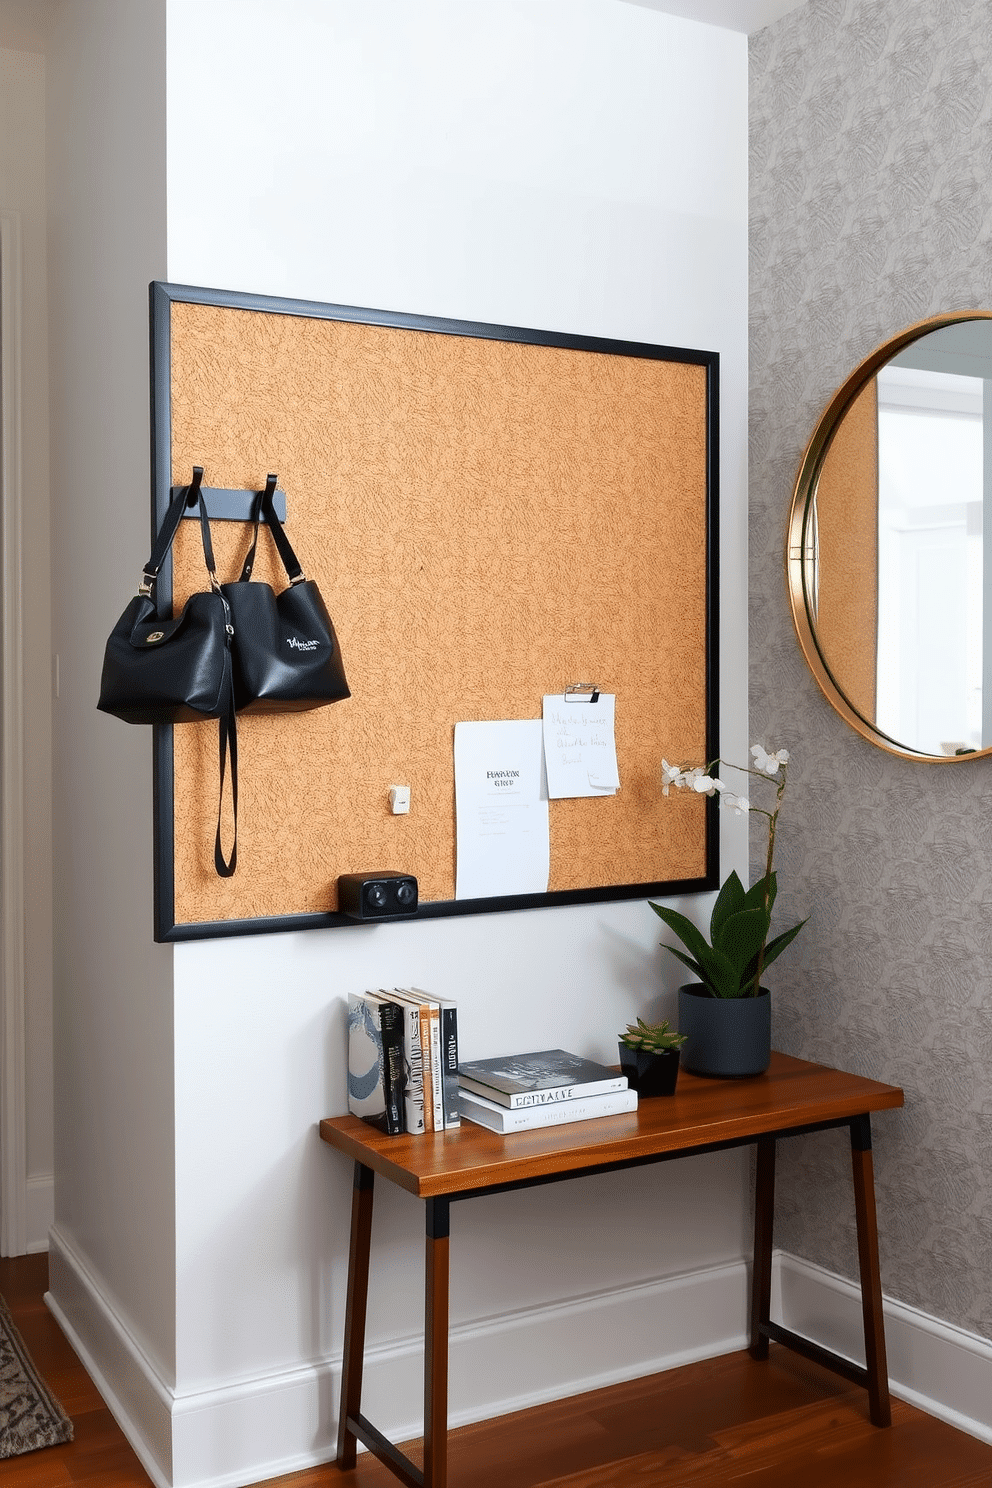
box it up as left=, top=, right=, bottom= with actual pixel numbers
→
left=163, top=2, right=750, bottom=1482
left=32, top=2, right=749, bottom=1482
left=0, top=45, right=53, bottom=1250
left=45, top=0, right=176, bottom=1391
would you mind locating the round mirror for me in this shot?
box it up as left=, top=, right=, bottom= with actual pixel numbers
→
left=787, top=311, right=992, bottom=761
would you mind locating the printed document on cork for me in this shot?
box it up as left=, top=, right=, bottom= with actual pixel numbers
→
left=454, top=720, right=550, bottom=899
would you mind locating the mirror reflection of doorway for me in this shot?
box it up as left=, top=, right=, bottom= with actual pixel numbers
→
left=876, top=365, right=984, bottom=755
left=788, top=311, right=992, bottom=761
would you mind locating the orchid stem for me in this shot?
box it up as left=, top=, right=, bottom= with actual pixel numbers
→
left=752, top=762, right=786, bottom=996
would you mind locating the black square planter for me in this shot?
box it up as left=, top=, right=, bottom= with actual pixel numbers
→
left=618, top=1044, right=680, bottom=1097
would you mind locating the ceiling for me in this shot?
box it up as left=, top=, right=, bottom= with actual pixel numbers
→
left=0, top=0, right=810, bottom=55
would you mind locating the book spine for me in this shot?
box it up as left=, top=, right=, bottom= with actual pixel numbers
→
left=457, top=1073, right=628, bottom=1109
left=425, top=1003, right=444, bottom=1132
left=399, top=1000, right=426, bottom=1135
left=383, top=992, right=425, bottom=1134
left=418, top=1001, right=435, bottom=1132
left=438, top=1004, right=460, bottom=1129
left=458, top=1086, right=638, bottom=1133
left=408, top=988, right=445, bottom=1132
left=376, top=997, right=405, bottom=1135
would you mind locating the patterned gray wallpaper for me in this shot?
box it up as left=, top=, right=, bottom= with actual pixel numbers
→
left=750, top=0, right=992, bottom=1340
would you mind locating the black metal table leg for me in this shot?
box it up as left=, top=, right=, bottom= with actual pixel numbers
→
left=750, top=1135, right=776, bottom=1359
left=424, top=1197, right=450, bottom=1488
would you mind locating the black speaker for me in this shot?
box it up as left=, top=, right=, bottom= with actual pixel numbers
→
left=338, top=872, right=419, bottom=921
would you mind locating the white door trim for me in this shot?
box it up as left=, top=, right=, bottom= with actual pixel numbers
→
left=0, top=209, right=28, bottom=1256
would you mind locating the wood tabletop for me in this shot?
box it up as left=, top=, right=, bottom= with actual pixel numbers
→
left=319, top=1052, right=903, bottom=1198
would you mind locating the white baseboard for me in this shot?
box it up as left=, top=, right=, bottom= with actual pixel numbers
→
left=48, top=1237, right=992, bottom=1488
left=774, top=1250, right=992, bottom=1444
left=354, top=1257, right=750, bottom=1447
left=174, top=1255, right=749, bottom=1488
left=25, top=1171, right=53, bottom=1253
left=46, top=1235, right=750, bottom=1488
left=46, top=1225, right=175, bottom=1488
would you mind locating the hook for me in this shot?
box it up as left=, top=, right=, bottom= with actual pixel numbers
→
left=186, top=465, right=204, bottom=506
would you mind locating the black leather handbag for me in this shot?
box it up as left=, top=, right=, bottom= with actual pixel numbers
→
left=222, top=474, right=350, bottom=715
left=98, top=468, right=238, bottom=876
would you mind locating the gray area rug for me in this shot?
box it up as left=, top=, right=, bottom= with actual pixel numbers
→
left=0, top=1294, right=73, bottom=1457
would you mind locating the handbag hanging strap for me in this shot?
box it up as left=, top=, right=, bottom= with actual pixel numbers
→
left=214, top=670, right=238, bottom=877
left=140, top=465, right=223, bottom=597
left=237, top=473, right=306, bottom=586
left=141, top=466, right=239, bottom=877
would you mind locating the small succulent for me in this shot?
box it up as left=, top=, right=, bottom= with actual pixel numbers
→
left=619, top=1017, right=686, bottom=1054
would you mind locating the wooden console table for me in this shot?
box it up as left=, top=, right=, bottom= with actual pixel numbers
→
left=320, top=1051, right=903, bottom=1488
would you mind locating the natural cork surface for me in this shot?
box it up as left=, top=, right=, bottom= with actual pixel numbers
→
left=814, top=378, right=879, bottom=722
left=166, top=301, right=711, bottom=926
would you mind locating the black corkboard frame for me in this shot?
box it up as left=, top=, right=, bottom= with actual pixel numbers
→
left=149, top=281, right=720, bottom=942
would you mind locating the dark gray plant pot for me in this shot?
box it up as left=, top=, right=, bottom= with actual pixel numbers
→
left=677, top=984, right=771, bottom=1078
left=618, top=1043, right=680, bottom=1097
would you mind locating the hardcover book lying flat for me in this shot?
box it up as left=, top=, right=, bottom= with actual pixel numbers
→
left=457, top=1048, right=628, bottom=1109
left=459, top=1084, right=638, bottom=1133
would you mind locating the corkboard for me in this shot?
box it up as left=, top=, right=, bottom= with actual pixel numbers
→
left=815, top=379, right=879, bottom=722
left=150, top=283, right=718, bottom=940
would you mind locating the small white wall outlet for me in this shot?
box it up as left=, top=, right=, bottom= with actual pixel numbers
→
left=389, top=785, right=411, bottom=815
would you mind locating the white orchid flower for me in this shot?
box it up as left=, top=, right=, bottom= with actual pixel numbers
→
left=750, top=743, right=788, bottom=776
left=654, top=740, right=803, bottom=1001
left=661, top=759, right=683, bottom=796
left=723, top=792, right=750, bottom=816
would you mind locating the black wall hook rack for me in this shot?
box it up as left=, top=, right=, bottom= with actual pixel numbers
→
left=174, top=478, right=287, bottom=523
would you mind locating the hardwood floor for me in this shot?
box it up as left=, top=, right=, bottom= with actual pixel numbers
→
left=4, top=1252, right=992, bottom=1488
left=0, top=1252, right=155, bottom=1487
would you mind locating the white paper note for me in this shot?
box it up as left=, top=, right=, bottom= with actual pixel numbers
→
left=542, top=694, right=621, bottom=799
left=454, top=720, right=550, bottom=899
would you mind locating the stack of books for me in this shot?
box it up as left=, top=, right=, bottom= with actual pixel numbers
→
left=347, top=988, right=459, bottom=1136
left=457, top=1048, right=637, bottom=1132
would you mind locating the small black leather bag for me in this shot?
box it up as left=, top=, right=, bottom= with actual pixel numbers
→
left=98, top=468, right=238, bottom=877
left=222, top=474, right=350, bottom=715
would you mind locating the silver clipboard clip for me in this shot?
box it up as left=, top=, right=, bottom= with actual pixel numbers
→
left=564, top=682, right=600, bottom=704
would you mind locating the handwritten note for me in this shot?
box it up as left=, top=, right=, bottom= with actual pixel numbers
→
left=454, top=720, right=550, bottom=898
left=542, top=694, right=621, bottom=799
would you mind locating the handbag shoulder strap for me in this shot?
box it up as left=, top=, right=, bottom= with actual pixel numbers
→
left=238, top=474, right=306, bottom=586
left=140, top=466, right=221, bottom=598
left=214, top=667, right=238, bottom=878
left=138, top=467, right=237, bottom=875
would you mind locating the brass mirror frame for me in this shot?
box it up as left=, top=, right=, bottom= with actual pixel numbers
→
left=786, top=309, right=992, bottom=763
